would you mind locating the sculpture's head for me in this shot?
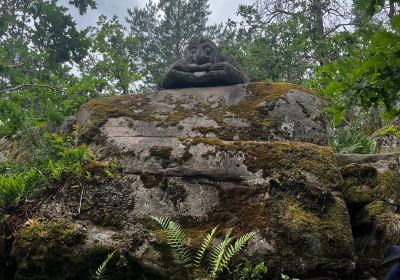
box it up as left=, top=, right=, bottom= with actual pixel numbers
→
left=187, top=36, right=220, bottom=65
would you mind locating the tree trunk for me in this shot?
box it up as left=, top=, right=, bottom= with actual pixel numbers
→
left=310, top=0, right=325, bottom=65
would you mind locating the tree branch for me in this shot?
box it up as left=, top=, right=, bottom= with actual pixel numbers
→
left=0, top=84, right=65, bottom=94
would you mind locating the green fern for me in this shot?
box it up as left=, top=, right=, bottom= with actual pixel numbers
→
left=219, top=232, right=255, bottom=274
left=151, top=216, right=255, bottom=279
left=0, top=175, right=26, bottom=208
left=151, top=216, right=192, bottom=267
left=210, top=228, right=234, bottom=277
left=193, top=225, right=218, bottom=267
left=94, top=251, right=115, bottom=280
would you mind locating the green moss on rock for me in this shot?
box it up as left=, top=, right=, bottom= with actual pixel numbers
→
left=283, top=196, right=352, bottom=238
left=159, top=111, right=191, bottom=127
left=12, top=220, right=84, bottom=258
left=140, top=173, right=162, bottom=189
left=78, top=82, right=322, bottom=144
left=189, top=137, right=341, bottom=187
left=11, top=220, right=119, bottom=280
left=79, top=94, right=157, bottom=143
left=341, top=162, right=400, bottom=250
left=228, top=82, right=314, bottom=122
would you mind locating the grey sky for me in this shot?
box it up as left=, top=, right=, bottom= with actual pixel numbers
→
left=60, top=0, right=255, bottom=29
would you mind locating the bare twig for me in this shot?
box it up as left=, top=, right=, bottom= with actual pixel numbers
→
left=0, top=84, right=65, bottom=94
left=78, top=187, right=84, bottom=215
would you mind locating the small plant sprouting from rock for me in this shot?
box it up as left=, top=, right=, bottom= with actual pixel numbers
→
left=151, top=216, right=255, bottom=279
left=281, top=273, right=299, bottom=280
left=232, top=259, right=267, bottom=280
left=94, top=251, right=115, bottom=280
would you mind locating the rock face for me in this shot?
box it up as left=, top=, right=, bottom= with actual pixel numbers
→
left=3, top=83, right=359, bottom=279
left=336, top=153, right=400, bottom=279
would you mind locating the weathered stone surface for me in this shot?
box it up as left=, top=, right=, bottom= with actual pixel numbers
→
left=336, top=153, right=400, bottom=279
left=77, top=82, right=328, bottom=146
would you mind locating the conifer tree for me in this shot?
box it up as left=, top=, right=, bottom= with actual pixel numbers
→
left=126, top=0, right=221, bottom=87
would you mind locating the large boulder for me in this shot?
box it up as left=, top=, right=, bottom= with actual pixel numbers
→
left=4, top=83, right=356, bottom=279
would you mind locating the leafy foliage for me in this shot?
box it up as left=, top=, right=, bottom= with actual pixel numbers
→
left=0, top=0, right=94, bottom=137
left=80, top=15, right=141, bottom=95
left=194, top=225, right=218, bottom=267
left=281, top=274, right=300, bottom=280
left=0, top=0, right=141, bottom=138
left=376, top=125, right=400, bottom=138
left=151, top=216, right=255, bottom=279
left=233, top=260, right=267, bottom=280
left=311, top=4, right=400, bottom=123
left=329, top=118, right=379, bottom=154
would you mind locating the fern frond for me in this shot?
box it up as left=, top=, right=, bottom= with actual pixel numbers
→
left=94, top=251, right=115, bottom=280
left=150, top=215, right=170, bottom=228
left=219, top=231, right=255, bottom=272
left=151, top=216, right=192, bottom=267
left=193, top=225, right=218, bottom=267
left=210, top=228, right=233, bottom=277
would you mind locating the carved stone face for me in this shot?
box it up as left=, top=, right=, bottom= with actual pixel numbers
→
left=187, top=37, right=219, bottom=65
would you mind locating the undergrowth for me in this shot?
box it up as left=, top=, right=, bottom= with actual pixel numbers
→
left=0, top=129, right=102, bottom=211
left=329, top=117, right=378, bottom=154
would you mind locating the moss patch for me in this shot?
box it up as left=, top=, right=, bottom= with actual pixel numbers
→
left=11, top=220, right=119, bottom=280
left=79, top=82, right=318, bottom=143
left=341, top=164, right=400, bottom=205
left=140, top=173, right=162, bottom=189
left=283, top=196, right=350, bottom=236
left=162, top=181, right=188, bottom=206
left=228, top=82, right=315, bottom=123
left=192, top=126, right=220, bottom=136
left=159, top=111, right=191, bottom=127
left=189, top=137, right=341, bottom=187
left=341, top=162, right=400, bottom=259
left=12, top=220, right=84, bottom=258
left=79, top=94, right=158, bottom=143
left=149, top=146, right=173, bottom=168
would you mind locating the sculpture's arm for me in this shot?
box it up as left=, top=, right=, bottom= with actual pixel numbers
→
left=209, top=62, right=250, bottom=84
left=160, top=69, right=198, bottom=89
left=187, top=63, right=213, bottom=72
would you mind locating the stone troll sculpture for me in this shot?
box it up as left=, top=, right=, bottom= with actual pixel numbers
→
left=160, top=36, right=249, bottom=89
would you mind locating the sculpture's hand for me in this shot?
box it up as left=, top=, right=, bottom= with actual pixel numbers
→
left=188, top=63, right=212, bottom=72
left=210, top=62, right=236, bottom=73
left=172, top=62, right=190, bottom=72
left=160, top=69, right=197, bottom=89
left=208, top=62, right=249, bottom=84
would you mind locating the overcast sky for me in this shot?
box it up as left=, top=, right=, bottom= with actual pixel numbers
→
left=60, top=0, right=255, bottom=29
